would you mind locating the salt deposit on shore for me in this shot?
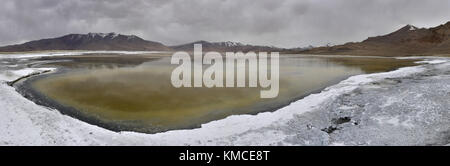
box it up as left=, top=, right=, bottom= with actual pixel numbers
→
left=0, top=52, right=448, bottom=145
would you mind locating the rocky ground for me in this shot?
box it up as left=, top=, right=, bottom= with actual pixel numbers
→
left=282, top=61, right=450, bottom=145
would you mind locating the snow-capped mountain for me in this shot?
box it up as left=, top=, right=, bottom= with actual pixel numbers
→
left=0, top=32, right=171, bottom=52
left=170, top=40, right=286, bottom=52
left=302, top=21, right=450, bottom=56
left=0, top=33, right=292, bottom=53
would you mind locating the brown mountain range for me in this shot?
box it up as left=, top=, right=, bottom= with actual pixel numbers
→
left=0, top=33, right=171, bottom=52
left=2, top=21, right=450, bottom=56
left=169, top=40, right=287, bottom=52
left=301, top=21, right=450, bottom=56
left=0, top=33, right=287, bottom=53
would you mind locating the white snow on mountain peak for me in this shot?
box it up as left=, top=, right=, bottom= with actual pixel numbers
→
left=407, top=25, right=418, bottom=31
left=110, top=33, right=119, bottom=39
left=127, top=35, right=138, bottom=40
left=216, top=41, right=244, bottom=47
left=83, top=32, right=137, bottom=40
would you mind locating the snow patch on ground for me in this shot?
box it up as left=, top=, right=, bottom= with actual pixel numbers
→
left=373, top=116, right=414, bottom=128
left=0, top=68, right=56, bottom=82
left=415, top=59, right=448, bottom=64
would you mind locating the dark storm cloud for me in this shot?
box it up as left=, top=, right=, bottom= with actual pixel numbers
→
left=1, top=0, right=450, bottom=48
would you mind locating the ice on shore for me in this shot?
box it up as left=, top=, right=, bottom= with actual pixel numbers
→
left=0, top=68, right=56, bottom=82
left=415, top=59, right=448, bottom=64
left=0, top=52, right=449, bottom=145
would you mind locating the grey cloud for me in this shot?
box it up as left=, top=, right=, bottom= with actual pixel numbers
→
left=0, top=0, right=449, bottom=48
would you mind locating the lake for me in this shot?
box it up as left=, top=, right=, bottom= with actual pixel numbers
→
left=19, top=54, right=417, bottom=133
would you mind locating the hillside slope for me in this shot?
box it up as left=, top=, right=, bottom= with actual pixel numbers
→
left=170, top=40, right=287, bottom=52
left=0, top=33, right=172, bottom=52
left=302, top=22, right=450, bottom=56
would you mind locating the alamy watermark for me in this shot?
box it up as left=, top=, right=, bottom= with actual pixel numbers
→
left=170, top=44, right=279, bottom=98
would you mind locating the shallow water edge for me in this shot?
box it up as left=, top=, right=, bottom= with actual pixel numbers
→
left=10, top=54, right=420, bottom=134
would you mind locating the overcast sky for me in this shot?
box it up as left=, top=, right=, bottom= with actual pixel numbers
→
left=1, top=0, right=450, bottom=48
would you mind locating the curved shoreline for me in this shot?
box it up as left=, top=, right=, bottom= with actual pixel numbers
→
left=14, top=65, right=351, bottom=134
left=1, top=53, right=448, bottom=145
left=145, top=58, right=448, bottom=145
left=7, top=54, right=423, bottom=134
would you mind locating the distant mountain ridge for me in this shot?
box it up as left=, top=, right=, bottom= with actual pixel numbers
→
left=301, top=21, right=450, bottom=56
left=0, top=32, right=171, bottom=52
left=170, top=40, right=288, bottom=52
left=0, top=33, right=290, bottom=53
left=6, top=21, right=450, bottom=56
